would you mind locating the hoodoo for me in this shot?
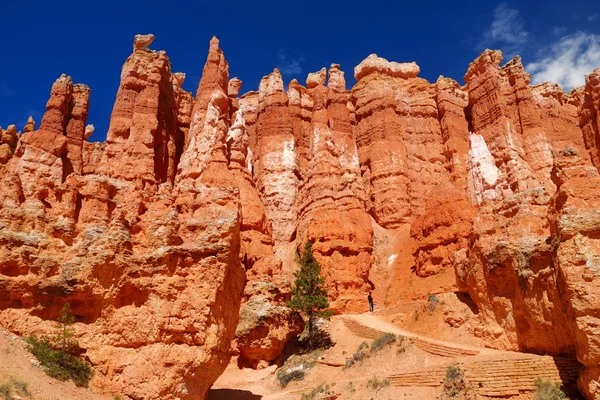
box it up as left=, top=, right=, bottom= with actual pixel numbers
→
left=1, top=35, right=600, bottom=399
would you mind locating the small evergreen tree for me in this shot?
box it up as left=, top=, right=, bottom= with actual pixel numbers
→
left=55, top=303, right=75, bottom=358
left=287, top=242, right=333, bottom=348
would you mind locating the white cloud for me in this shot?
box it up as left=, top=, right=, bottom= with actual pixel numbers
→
left=490, top=3, right=529, bottom=45
left=588, top=14, right=598, bottom=22
left=527, top=32, right=600, bottom=91
left=277, top=52, right=303, bottom=76
left=481, top=3, right=529, bottom=57
left=553, top=27, right=567, bottom=36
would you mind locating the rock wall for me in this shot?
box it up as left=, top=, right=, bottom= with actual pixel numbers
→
left=0, top=35, right=245, bottom=400
left=2, top=35, right=600, bottom=398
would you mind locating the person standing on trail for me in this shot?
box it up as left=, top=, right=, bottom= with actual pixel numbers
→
left=368, top=292, right=374, bottom=312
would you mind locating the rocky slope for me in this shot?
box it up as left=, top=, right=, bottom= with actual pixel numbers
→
left=1, top=35, right=600, bottom=399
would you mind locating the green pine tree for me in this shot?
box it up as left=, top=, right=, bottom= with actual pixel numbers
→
left=287, top=242, right=333, bottom=348
left=55, top=303, right=75, bottom=358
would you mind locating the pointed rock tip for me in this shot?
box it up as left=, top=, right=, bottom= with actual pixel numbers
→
left=209, top=36, right=221, bottom=51
left=134, top=34, right=155, bottom=51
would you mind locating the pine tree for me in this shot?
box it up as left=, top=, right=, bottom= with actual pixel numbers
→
left=287, top=242, right=333, bottom=348
left=55, top=303, right=75, bottom=359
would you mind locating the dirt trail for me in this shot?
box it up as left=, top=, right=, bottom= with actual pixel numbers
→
left=349, top=313, right=493, bottom=354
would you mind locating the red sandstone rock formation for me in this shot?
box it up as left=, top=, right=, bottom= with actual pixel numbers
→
left=352, top=54, right=446, bottom=228
left=294, top=66, right=373, bottom=312
left=580, top=68, right=600, bottom=169
left=0, top=125, right=19, bottom=167
left=2, top=35, right=600, bottom=399
left=253, top=69, right=299, bottom=243
left=98, top=34, right=188, bottom=186
left=227, top=102, right=303, bottom=368
left=0, top=35, right=245, bottom=400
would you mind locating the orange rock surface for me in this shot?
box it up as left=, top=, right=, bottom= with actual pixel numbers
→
left=0, top=36, right=244, bottom=400
left=2, top=36, right=600, bottom=399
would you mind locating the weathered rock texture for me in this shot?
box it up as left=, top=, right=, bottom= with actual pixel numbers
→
left=2, top=37, right=600, bottom=399
left=0, top=36, right=244, bottom=400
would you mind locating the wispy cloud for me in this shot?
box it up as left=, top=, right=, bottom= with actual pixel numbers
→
left=0, top=84, right=14, bottom=98
left=527, top=32, right=600, bottom=91
left=588, top=14, right=598, bottom=22
left=553, top=27, right=567, bottom=36
left=479, top=3, right=529, bottom=58
left=277, top=51, right=303, bottom=76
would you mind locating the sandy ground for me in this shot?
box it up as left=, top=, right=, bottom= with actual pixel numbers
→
left=0, top=329, right=114, bottom=400
left=208, top=312, right=481, bottom=400
left=0, top=294, right=563, bottom=400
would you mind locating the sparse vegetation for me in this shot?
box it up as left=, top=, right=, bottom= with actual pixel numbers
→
left=12, top=379, right=31, bottom=398
left=396, top=335, right=409, bottom=354
left=427, top=294, right=440, bottom=312
left=26, top=303, right=93, bottom=387
left=444, top=366, right=467, bottom=397
left=343, top=341, right=369, bottom=369
left=288, top=242, right=334, bottom=349
left=278, top=369, right=305, bottom=387
left=560, top=147, right=578, bottom=157
left=534, top=378, right=567, bottom=400
left=27, top=335, right=93, bottom=387
left=276, top=351, right=321, bottom=388
left=0, top=383, right=11, bottom=400
left=518, top=268, right=534, bottom=291
left=371, top=332, right=396, bottom=351
left=301, top=383, right=335, bottom=400
left=113, top=396, right=124, bottom=400
left=347, top=381, right=356, bottom=393
left=367, top=376, right=389, bottom=390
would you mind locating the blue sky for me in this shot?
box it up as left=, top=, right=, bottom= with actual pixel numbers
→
left=1, top=0, right=599, bottom=142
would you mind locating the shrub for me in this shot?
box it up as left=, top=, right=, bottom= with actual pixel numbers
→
left=444, top=366, right=466, bottom=397
left=343, top=341, right=369, bottom=370
left=12, top=379, right=31, bottom=398
left=0, top=383, right=11, bottom=400
left=26, top=335, right=93, bottom=387
left=427, top=295, right=440, bottom=312
left=396, top=335, right=409, bottom=354
left=278, top=369, right=305, bottom=387
left=372, top=333, right=396, bottom=351
left=560, top=147, right=578, bottom=156
left=534, top=379, right=566, bottom=400
left=367, top=376, right=389, bottom=390
left=301, top=383, right=333, bottom=400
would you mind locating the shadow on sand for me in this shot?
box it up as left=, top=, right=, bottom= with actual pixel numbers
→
left=207, top=389, right=262, bottom=400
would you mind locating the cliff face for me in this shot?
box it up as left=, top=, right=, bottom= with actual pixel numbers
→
left=0, top=35, right=245, bottom=400
left=2, top=35, right=600, bottom=399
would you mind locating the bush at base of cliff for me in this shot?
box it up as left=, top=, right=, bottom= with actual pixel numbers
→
left=444, top=366, right=466, bottom=397
left=26, top=335, right=92, bottom=387
left=534, top=379, right=567, bottom=400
